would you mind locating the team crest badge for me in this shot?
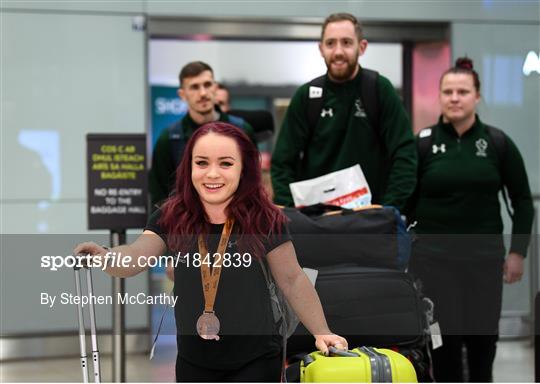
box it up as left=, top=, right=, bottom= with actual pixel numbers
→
left=475, top=139, right=488, bottom=157
left=354, top=98, right=367, bottom=118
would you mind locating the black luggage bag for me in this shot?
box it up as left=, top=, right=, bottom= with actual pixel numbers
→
left=283, top=205, right=410, bottom=271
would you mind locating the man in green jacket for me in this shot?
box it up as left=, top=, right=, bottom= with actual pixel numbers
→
left=149, top=61, right=254, bottom=208
left=271, top=13, right=416, bottom=211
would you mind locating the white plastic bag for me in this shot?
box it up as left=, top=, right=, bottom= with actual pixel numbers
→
left=289, top=164, right=372, bottom=208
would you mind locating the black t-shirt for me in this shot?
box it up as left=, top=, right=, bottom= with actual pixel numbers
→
left=145, top=209, right=291, bottom=369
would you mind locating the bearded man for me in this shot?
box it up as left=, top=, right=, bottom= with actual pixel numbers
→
left=271, top=13, right=417, bottom=211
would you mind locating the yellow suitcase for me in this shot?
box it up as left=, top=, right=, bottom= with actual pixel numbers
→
left=300, top=346, right=418, bottom=383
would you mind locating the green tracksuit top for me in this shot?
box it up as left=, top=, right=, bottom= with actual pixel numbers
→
left=149, top=112, right=254, bottom=208
left=271, top=68, right=417, bottom=211
left=414, top=116, right=534, bottom=257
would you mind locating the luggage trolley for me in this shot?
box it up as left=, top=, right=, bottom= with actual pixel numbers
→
left=74, top=259, right=101, bottom=383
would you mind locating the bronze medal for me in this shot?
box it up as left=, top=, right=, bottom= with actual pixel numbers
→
left=196, top=312, right=221, bottom=340
left=197, top=218, right=234, bottom=341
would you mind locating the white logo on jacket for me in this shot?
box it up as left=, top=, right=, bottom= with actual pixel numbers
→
left=175, top=252, right=187, bottom=264
left=309, top=86, right=323, bottom=98
left=432, top=144, right=446, bottom=154
left=419, top=128, right=432, bottom=138
left=354, top=98, right=367, bottom=118
left=475, top=139, right=488, bottom=157
left=320, top=108, right=333, bottom=118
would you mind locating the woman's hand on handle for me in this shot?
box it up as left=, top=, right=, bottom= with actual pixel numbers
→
left=73, top=241, right=109, bottom=265
left=314, top=333, right=348, bottom=356
left=73, top=241, right=108, bottom=261
left=73, top=230, right=167, bottom=278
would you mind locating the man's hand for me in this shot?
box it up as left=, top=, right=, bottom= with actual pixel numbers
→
left=504, top=252, right=524, bottom=284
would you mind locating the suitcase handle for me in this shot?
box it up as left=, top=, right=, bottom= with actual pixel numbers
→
left=302, top=354, right=315, bottom=367
left=301, top=347, right=360, bottom=368
left=74, top=254, right=91, bottom=271
left=74, top=256, right=101, bottom=383
left=328, top=346, right=359, bottom=357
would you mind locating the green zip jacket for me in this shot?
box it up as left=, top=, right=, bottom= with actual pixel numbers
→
left=413, top=116, right=534, bottom=257
left=149, top=112, right=254, bottom=209
left=271, top=68, right=417, bottom=211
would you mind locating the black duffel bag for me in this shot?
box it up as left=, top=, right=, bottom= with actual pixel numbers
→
left=283, top=204, right=410, bottom=270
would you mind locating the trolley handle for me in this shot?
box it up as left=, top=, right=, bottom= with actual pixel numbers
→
left=74, top=243, right=110, bottom=270
left=73, top=253, right=92, bottom=271
left=74, top=252, right=102, bottom=383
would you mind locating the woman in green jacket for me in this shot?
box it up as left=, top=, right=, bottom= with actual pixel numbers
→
left=409, top=57, right=534, bottom=382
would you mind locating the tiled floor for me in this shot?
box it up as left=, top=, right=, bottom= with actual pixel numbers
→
left=0, top=344, right=177, bottom=383
left=0, top=339, right=534, bottom=382
left=493, top=339, right=534, bottom=382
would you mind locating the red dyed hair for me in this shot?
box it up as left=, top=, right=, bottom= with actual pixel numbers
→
left=158, top=121, right=287, bottom=257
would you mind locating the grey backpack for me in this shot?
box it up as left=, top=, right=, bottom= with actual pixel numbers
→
left=258, top=259, right=318, bottom=381
left=258, top=259, right=301, bottom=339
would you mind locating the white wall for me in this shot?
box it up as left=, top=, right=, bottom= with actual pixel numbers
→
left=147, top=0, right=539, bottom=22
left=149, top=39, right=402, bottom=87
left=1, top=11, right=146, bottom=233
left=1, top=11, right=148, bottom=335
left=3, top=1, right=538, bottom=22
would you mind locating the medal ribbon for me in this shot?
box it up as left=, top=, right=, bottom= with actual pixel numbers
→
left=198, top=218, right=234, bottom=313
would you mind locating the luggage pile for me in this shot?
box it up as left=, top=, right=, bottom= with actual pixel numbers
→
left=283, top=204, right=433, bottom=382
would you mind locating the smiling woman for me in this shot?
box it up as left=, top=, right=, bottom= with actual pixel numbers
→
left=190, top=132, right=242, bottom=224
left=74, top=122, right=347, bottom=382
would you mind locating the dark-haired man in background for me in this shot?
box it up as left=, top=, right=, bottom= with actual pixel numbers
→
left=149, top=61, right=253, bottom=208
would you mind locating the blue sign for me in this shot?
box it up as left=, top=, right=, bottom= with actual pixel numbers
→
left=150, top=86, right=187, bottom=148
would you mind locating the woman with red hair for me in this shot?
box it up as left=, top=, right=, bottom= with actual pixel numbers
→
left=75, top=122, right=346, bottom=382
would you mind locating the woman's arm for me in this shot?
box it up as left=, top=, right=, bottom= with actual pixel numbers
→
left=500, top=136, right=534, bottom=284
left=266, top=240, right=347, bottom=354
left=502, top=135, right=534, bottom=256
left=73, top=230, right=167, bottom=278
